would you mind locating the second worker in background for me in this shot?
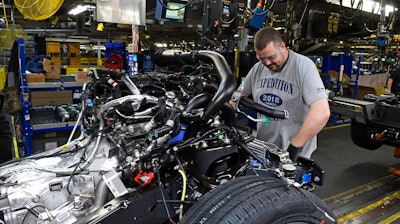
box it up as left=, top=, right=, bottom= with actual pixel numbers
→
left=387, top=66, right=400, bottom=95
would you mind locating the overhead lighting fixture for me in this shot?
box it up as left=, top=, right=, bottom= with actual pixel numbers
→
left=155, top=43, right=167, bottom=48
left=326, top=0, right=397, bottom=16
left=68, top=5, right=95, bottom=16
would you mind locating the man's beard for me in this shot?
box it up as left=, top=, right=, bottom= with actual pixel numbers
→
left=267, top=63, right=281, bottom=72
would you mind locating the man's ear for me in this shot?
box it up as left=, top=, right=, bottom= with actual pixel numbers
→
left=280, top=41, right=286, bottom=49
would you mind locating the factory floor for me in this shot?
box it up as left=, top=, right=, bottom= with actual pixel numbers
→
left=312, top=124, right=400, bottom=224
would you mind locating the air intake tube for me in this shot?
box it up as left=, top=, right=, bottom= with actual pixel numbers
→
left=154, top=50, right=237, bottom=120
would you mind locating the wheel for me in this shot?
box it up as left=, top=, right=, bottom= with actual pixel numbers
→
left=350, top=120, right=383, bottom=150
left=180, top=175, right=336, bottom=224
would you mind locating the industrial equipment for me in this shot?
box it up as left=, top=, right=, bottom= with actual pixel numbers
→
left=0, top=50, right=335, bottom=223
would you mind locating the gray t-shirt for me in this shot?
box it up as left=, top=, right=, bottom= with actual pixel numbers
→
left=242, top=50, right=327, bottom=158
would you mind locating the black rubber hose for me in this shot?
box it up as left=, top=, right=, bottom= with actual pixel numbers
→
left=203, top=81, right=219, bottom=93
left=220, top=102, right=236, bottom=126
left=239, top=97, right=289, bottom=119
left=154, top=98, right=167, bottom=122
left=153, top=49, right=195, bottom=67
left=154, top=50, right=237, bottom=120
left=183, top=93, right=212, bottom=114
left=194, top=51, right=236, bottom=119
left=150, top=107, right=181, bottom=139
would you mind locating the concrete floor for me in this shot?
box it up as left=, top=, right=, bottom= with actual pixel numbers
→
left=312, top=124, right=400, bottom=223
left=313, top=124, right=399, bottom=198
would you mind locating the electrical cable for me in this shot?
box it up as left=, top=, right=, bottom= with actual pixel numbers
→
left=21, top=205, right=46, bottom=224
left=298, top=189, right=336, bottom=223
left=218, top=1, right=238, bottom=25
left=364, top=22, right=376, bottom=33
left=66, top=135, right=93, bottom=195
left=263, top=0, right=276, bottom=12
left=68, top=83, right=88, bottom=144
left=339, top=0, right=363, bottom=20
left=296, top=0, right=309, bottom=30
left=1, top=0, right=8, bottom=29
left=178, top=169, right=187, bottom=220
left=157, top=171, right=177, bottom=224
left=252, top=3, right=270, bottom=17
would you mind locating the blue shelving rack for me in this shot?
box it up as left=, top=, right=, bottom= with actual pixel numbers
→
left=18, top=38, right=33, bottom=156
left=322, top=54, right=361, bottom=126
left=351, top=55, right=362, bottom=99
left=18, top=38, right=84, bottom=156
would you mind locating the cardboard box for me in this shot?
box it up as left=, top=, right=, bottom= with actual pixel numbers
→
left=31, top=90, right=71, bottom=98
left=31, top=98, right=73, bottom=106
left=348, top=73, right=389, bottom=99
left=30, top=90, right=72, bottom=106
left=348, top=85, right=377, bottom=100
left=75, top=72, right=91, bottom=83
left=32, top=130, right=74, bottom=153
left=26, top=73, right=45, bottom=83
left=68, top=57, right=81, bottom=65
left=43, top=58, right=61, bottom=80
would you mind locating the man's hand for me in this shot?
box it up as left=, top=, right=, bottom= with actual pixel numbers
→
left=287, top=143, right=301, bottom=162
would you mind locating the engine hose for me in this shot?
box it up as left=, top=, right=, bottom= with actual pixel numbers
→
left=150, top=107, right=182, bottom=140
left=239, top=97, right=289, bottom=119
left=90, top=68, right=101, bottom=80
left=154, top=50, right=237, bottom=120
left=202, top=81, right=218, bottom=93
left=170, top=119, right=182, bottom=138
left=154, top=98, right=167, bottom=122
left=183, top=93, right=212, bottom=115
left=220, top=102, right=236, bottom=127
left=150, top=126, right=171, bottom=140
left=101, top=95, right=158, bottom=112
left=195, top=51, right=237, bottom=119
left=113, top=85, right=122, bottom=99
left=153, top=49, right=193, bottom=67
left=167, top=107, right=181, bottom=124
left=121, top=75, right=141, bottom=95
left=144, top=98, right=167, bottom=133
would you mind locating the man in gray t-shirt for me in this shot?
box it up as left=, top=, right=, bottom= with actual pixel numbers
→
left=240, top=27, right=330, bottom=160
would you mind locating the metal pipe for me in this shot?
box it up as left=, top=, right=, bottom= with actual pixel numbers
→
left=89, top=178, right=111, bottom=212
left=121, top=75, right=141, bottom=95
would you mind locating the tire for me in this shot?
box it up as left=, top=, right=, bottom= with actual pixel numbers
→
left=180, top=175, right=336, bottom=224
left=350, top=120, right=383, bottom=150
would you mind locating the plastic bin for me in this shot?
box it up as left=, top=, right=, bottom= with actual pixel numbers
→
left=105, top=42, right=128, bottom=71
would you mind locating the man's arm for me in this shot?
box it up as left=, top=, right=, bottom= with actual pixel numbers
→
left=290, top=98, right=330, bottom=148
left=387, top=78, right=394, bottom=94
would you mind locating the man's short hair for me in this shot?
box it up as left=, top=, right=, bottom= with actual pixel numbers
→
left=254, top=27, right=284, bottom=50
